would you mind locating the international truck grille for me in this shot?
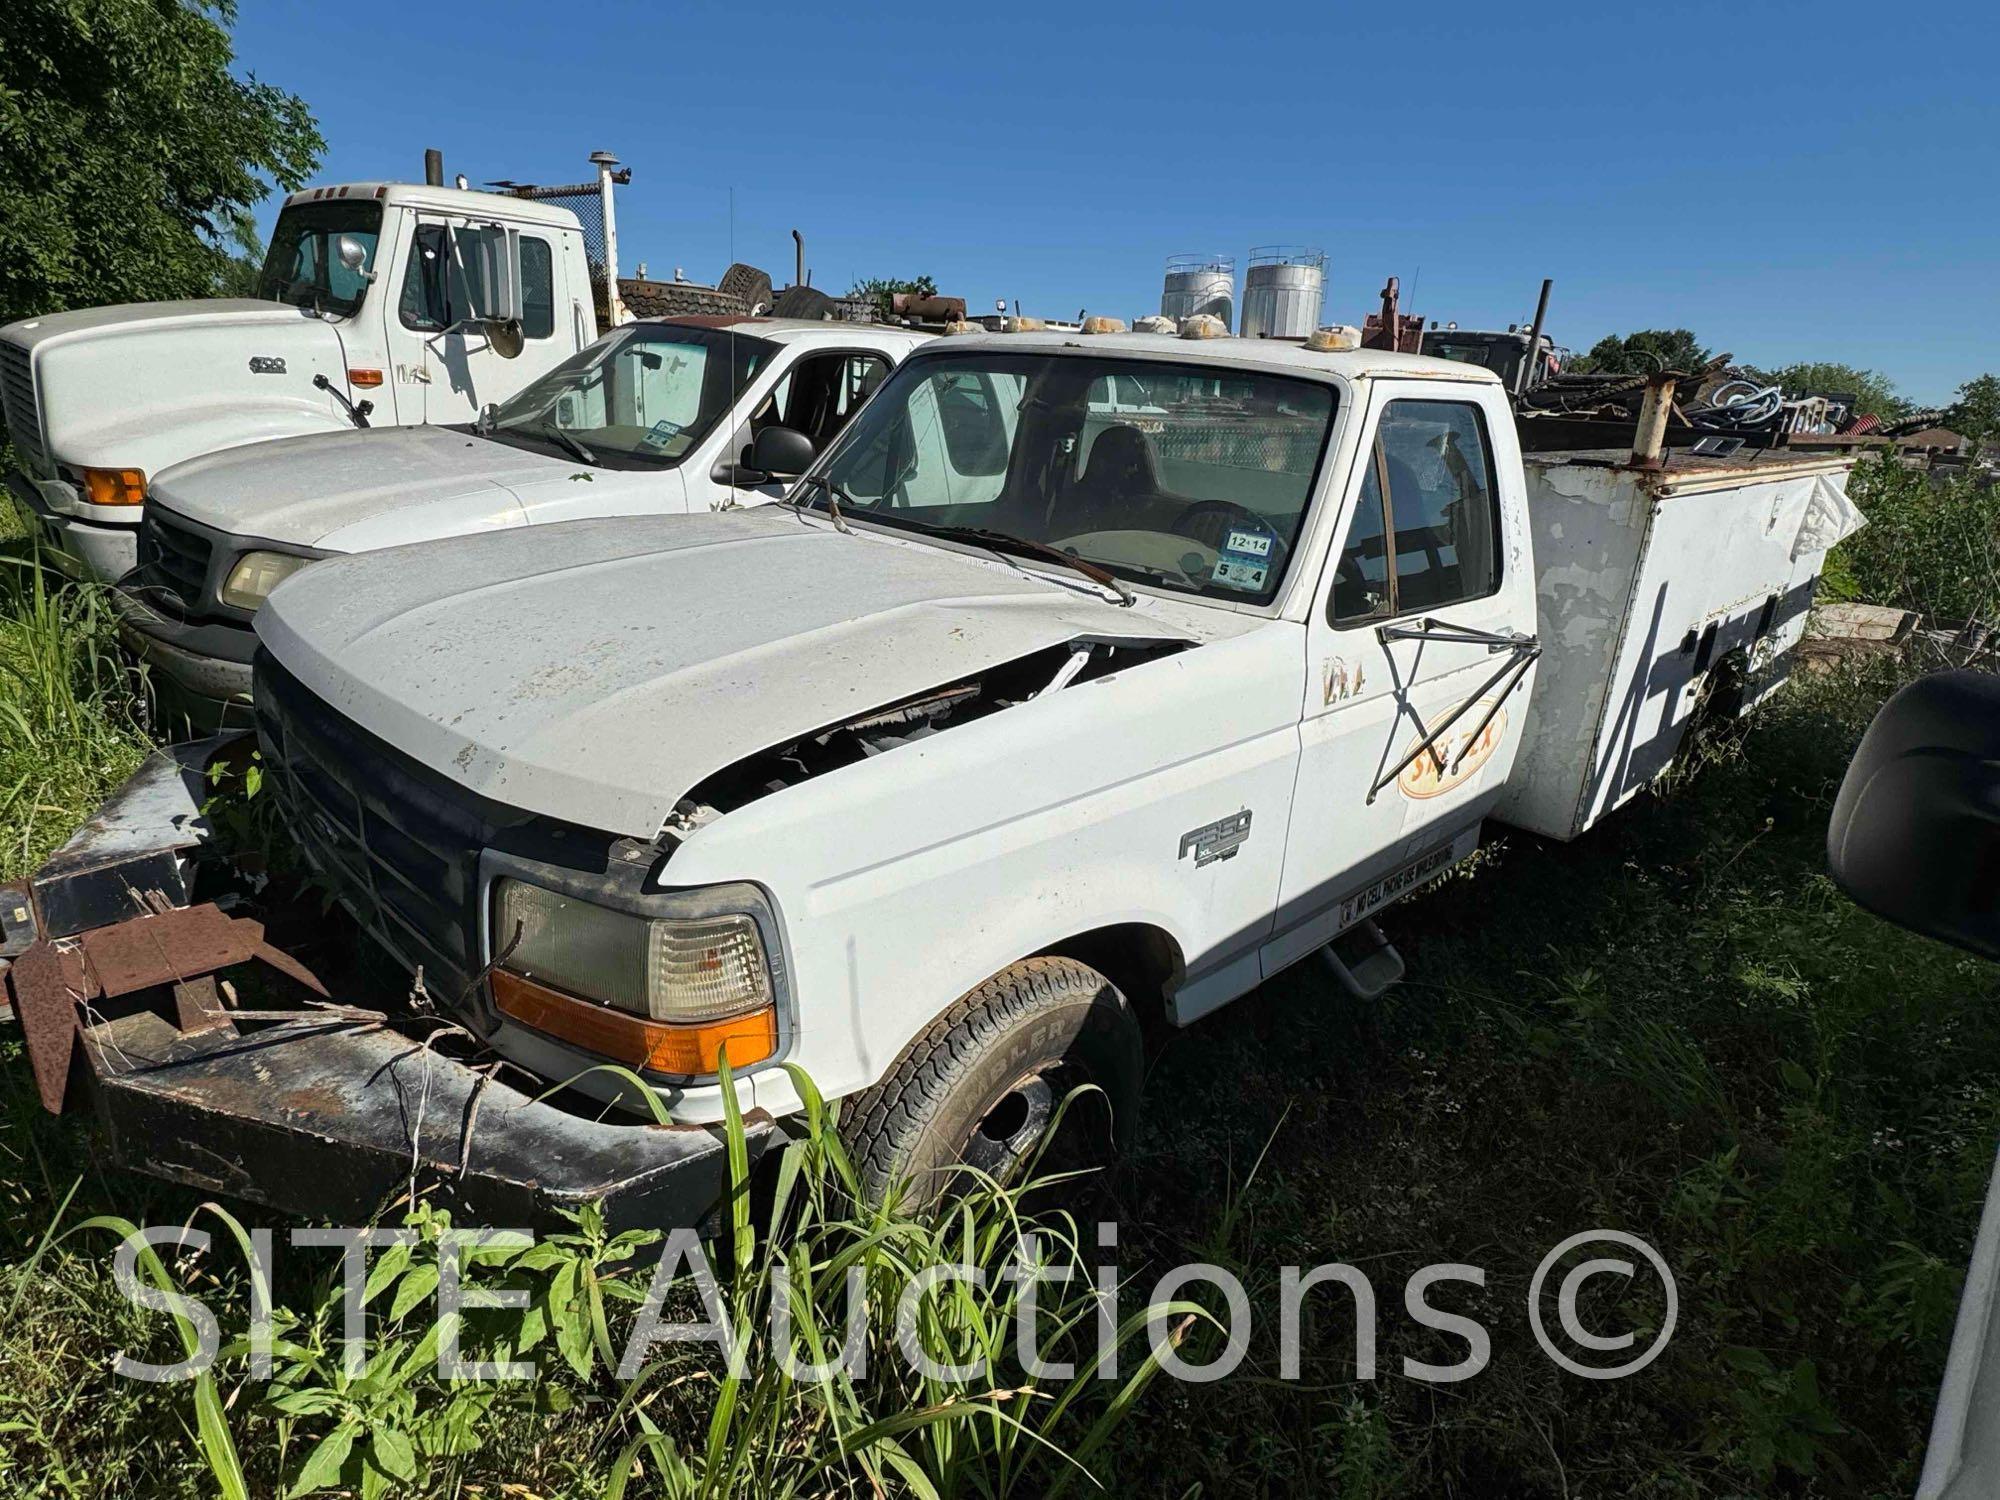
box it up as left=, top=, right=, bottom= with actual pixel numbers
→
left=0, top=339, right=44, bottom=472
left=254, top=654, right=491, bottom=1002
left=139, top=514, right=213, bottom=606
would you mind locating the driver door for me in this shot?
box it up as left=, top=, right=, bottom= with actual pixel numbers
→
left=1264, top=381, right=1537, bottom=975
left=385, top=217, right=567, bottom=422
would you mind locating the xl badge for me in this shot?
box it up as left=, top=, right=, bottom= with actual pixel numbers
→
left=1179, top=810, right=1252, bottom=868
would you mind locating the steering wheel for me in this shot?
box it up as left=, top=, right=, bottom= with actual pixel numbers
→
left=1171, top=500, right=1290, bottom=567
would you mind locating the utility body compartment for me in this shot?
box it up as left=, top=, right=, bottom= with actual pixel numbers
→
left=1499, top=449, right=1861, bottom=840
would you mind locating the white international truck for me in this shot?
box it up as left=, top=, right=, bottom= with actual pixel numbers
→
left=112, top=315, right=929, bottom=729
left=2, top=176, right=605, bottom=582
left=3, top=329, right=1862, bottom=1224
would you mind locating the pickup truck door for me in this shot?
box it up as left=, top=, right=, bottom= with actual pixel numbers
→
left=385, top=217, right=574, bottom=423
left=696, top=347, right=899, bottom=508
left=1265, top=380, right=1537, bottom=976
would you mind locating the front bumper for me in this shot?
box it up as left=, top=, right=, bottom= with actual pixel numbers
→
left=6, top=467, right=137, bottom=582
left=113, top=585, right=258, bottom=732
left=72, top=1003, right=767, bottom=1229
left=3, top=744, right=774, bottom=1230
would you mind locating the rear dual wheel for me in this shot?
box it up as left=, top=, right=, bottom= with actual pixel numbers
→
left=842, top=957, right=1144, bottom=1209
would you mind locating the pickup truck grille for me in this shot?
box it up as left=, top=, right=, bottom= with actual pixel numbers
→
left=255, top=654, right=507, bottom=1004
left=139, top=513, right=213, bottom=607
left=0, top=339, right=45, bottom=471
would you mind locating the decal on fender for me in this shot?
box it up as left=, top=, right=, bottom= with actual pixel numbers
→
left=1179, top=810, right=1252, bottom=867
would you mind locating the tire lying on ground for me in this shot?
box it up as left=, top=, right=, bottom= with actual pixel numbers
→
left=842, top=956, right=1144, bottom=1208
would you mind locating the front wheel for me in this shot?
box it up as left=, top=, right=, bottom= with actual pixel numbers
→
left=842, top=957, right=1144, bottom=1209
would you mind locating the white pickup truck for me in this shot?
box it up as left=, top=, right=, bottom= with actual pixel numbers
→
left=2, top=179, right=601, bottom=581
left=112, top=315, right=929, bottom=729
left=5, top=330, right=1861, bottom=1221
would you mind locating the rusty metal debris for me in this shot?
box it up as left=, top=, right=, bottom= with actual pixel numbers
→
left=7, top=902, right=334, bottom=1115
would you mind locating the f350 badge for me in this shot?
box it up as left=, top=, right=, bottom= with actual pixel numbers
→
left=1179, top=810, right=1252, bottom=867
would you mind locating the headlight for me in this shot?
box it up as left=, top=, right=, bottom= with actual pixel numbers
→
left=221, top=550, right=315, bottom=610
left=489, top=878, right=778, bottom=1075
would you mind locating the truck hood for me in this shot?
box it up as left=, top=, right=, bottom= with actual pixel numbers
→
left=256, top=509, right=1194, bottom=837
left=151, top=427, right=627, bottom=549
left=4, top=298, right=350, bottom=481
left=2, top=298, right=328, bottom=349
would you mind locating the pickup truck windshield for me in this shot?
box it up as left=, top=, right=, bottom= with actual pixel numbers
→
left=813, top=351, right=1336, bottom=602
left=480, top=324, right=779, bottom=470
left=255, top=201, right=384, bottom=319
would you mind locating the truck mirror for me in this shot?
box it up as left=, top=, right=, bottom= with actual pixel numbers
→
left=1828, top=670, right=2000, bottom=960
left=750, top=425, right=815, bottom=478
left=335, top=234, right=373, bottom=278
left=486, top=319, right=525, bottom=360
left=457, top=224, right=525, bottom=328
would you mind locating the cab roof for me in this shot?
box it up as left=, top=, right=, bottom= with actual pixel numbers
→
left=282, top=182, right=582, bottom=230
left=648, top=315, right=933, bottom=348
left=924, top=329, right=1503, bottom=385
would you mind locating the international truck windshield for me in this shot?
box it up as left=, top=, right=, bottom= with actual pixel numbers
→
left=813, top=352, right=1336, bottom=603
left=255, top=200, right=385, bottom=318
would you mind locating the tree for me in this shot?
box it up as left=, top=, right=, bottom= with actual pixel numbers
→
left=0, top=0, right=323, bottom=324
left=1947, top=374, right=2000, bottom=455
left=848, top=275, right=936, bottom=318
left=1753, top=361, right=1911, bottom=423
left=1566, top=329, right=1710, bottom=376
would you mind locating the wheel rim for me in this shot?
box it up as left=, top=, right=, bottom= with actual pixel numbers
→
left=959, top=1072, right=1057, bottom=1182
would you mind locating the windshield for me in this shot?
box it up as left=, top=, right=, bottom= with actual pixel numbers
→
left=810, top=351, right=1337, bottom=603
left=255, top=201, right=384, bottom=318
left=1422, top=334, right=1522, bottom=380
left=481, top=324, right=780, bottom=469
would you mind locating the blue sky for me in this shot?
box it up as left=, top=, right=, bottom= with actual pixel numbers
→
left=233, top=1, right=1996, bottom=406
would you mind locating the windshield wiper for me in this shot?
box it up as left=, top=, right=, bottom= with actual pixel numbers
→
left=792, top=472, right=855, bottom=533
left=879, top=514, right=1137, bottom=607
left=534, top=423, right=596, bottom=466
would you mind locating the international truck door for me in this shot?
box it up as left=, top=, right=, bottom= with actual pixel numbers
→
left=384, top=217, right=573, bottom=423
left=1265, top=381, right=1537, bottom=976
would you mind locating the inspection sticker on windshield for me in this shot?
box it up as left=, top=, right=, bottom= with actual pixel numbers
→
left=641, top=418, right=684, bottom=449
left=1212, top=526, right=1274, bottom=592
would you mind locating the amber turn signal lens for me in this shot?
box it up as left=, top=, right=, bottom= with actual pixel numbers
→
left=81, top=467, right=146, bottom=506
left=348, top=368, right=384, bottom=388
left=491, top=969, right=777, bottom=1076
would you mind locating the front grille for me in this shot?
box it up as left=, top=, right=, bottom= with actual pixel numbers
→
left=0, top=339, right=44, bottom=471
left=256, top=657, right=492, bottom=1000
left=139, top=513, right=213, bottom=607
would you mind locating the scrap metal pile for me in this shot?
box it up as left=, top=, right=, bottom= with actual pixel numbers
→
left=1517, top=358, right=1947, bottom=448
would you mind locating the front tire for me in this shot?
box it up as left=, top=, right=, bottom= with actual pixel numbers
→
left=843, top=957, right=1144, bottom=1208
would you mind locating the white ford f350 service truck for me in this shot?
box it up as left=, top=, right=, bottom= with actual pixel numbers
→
left=1, top=179, right=602, bottom=582
left=113, top=315, right=929, bottom=729
left=3, top=330, right=1862, bottom=1224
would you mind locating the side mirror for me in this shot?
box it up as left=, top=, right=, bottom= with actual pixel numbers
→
left=749, top=425, right=815, bottom=479
left=457, top=224, right=525, bottom=326
left=335, top=234, right=373, bottom=278
left=1828, top=670, right=2000, bottom=960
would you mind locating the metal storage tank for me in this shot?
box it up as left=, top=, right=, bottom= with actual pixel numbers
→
left=1160, top=255, right=1235, bottom=332
left=1240, top=246, right=1325, bottom=339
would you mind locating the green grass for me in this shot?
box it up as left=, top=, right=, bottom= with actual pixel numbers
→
left=3, top=496, right=1998, bottom=1494
left=1821, top=454, right=2000, bottom=623
left=0, top=497, right=150, bottom=874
